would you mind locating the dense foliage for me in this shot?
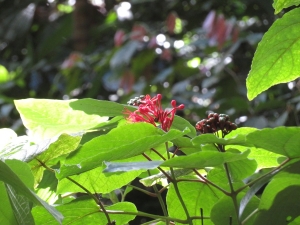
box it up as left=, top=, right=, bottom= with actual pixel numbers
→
left=1, top=0, right=300, bottom=225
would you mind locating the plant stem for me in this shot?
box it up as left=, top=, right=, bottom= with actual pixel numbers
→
left=170, top=167, right=193, bottom=225
left=193, top=169, right=231, bottom=195
left=164, top=142, right=192, bottom=225
left=35, top=158, right=113, bottom=224
left=151, top=147, right=166, bottom=160
left=105, top=209, right=209, bottom=224
left=241, top=208, right=258, bottom=225
left=224, top=162, right=240, bottom=225
left=152, top=179, right=169, bottom=224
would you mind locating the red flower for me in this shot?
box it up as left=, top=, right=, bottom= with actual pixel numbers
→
left=125, top=94, right=184, bottom=131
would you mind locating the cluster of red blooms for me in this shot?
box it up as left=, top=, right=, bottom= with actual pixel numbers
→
left=195, top=113, right=237, bottom=136
left=125, top=94, right=184, bottom=131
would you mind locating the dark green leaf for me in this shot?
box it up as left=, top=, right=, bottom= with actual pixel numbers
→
left=253, top=160, right=300, bottom=224
left=246, top=8, right=300, bottom=100
left=211, top=193, right=260, bottom=225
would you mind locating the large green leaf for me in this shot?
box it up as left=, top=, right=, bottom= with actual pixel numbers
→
left=210, top=193, right=260, bottom=225
left=29, top=133, right=81, bottom=184
left=254, top=160, right=300, bottom=224
left=207, top=167, right=246, bottom=193
left=57, top=123, right=186, bottom=179
left=246, top=127, right=300, bottom=158
left=273, top=0, right=300, bottom=14
left=224, top=128, right=281, bottom=169
left=57, top=165, right=142, bottom=194
left=0, top=183, right=18, bottom=225
left=172, top=136, right=200, bottom=155
left=171, top=115, right=196, bottom=138
left=14, top=98, right=124, bottom=139
left=5, top=184, right=35, bottom=225
left=161, top=149, right=250, bottom=169
left=167, top=180, right=223, bottom=225
left=32, top=198, right=137, bottom=225
left=246, top=8, right=300, bottom=100
left=192, top=132, right=251, bottom=147
left=0, top=160, right=63, bottom=224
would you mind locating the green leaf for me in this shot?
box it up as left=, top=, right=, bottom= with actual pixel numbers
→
left=0, top=64, right=10, bottom=83
left=57, top=123, right=185, bottom=179
left=5, top=160, right=34, bottom=189
left=171, top=115, right=196, bottom=138
left=225, top=128, right=281, bottom=169
left=207, top=167, right=246, bottom=192
left=254, top=160, right=300, bottom=224
left=0, top=160, right=63, bottom=224
left=29, top=133, right=81, bottom=183
left=32, top=198, right=137, bottom=225
left=6, top=184, right=35, bottom=225
left=167, top=181, right=223, bottom=225
left=246, top=127, right=300, bottom=158
left=227, top=156, right=257, bottom=181
left=239, top=171, right=275, bottom=219
left=273, top=0, right=300, bottom=14
left=192, top=132, right=250, bottom=146
left=172, top=136, right=200, bottom=155
left=161, top=149, right=250, bottom=169
left=57, top=165, right=142, bottom=194
left=14, top=98, right=113, bottom=140
left=246, top=8, right=300, bottom=100
left=211, top=193, right=260, bottom=225
left=0, top=183, right=18, bottom=225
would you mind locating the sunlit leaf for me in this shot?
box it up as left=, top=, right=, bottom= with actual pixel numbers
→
left=161, top=149, right=250, bottom=169
left=57, top=165, right=142, bottom=195
left=246, top=127, right=300, bottom=158
left=167, top=181, right=223, bottom=225
left=273, top=0, right=300, bottom=14
left=14, top=98, right=125, bottom=140
left=57, top=123, right=186, bottom=179
left=32, top=198, right=137, bottom=225
left=246, top=8, right=300, bottom=100
left=0, top=160, right=63, bottom=224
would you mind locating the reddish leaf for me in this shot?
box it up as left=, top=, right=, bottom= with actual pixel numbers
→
left=130, top=24, right=147, bottom=41
left=114, top=29, right=126, bottom=47
left=166, top=12, right=177, bottom=34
